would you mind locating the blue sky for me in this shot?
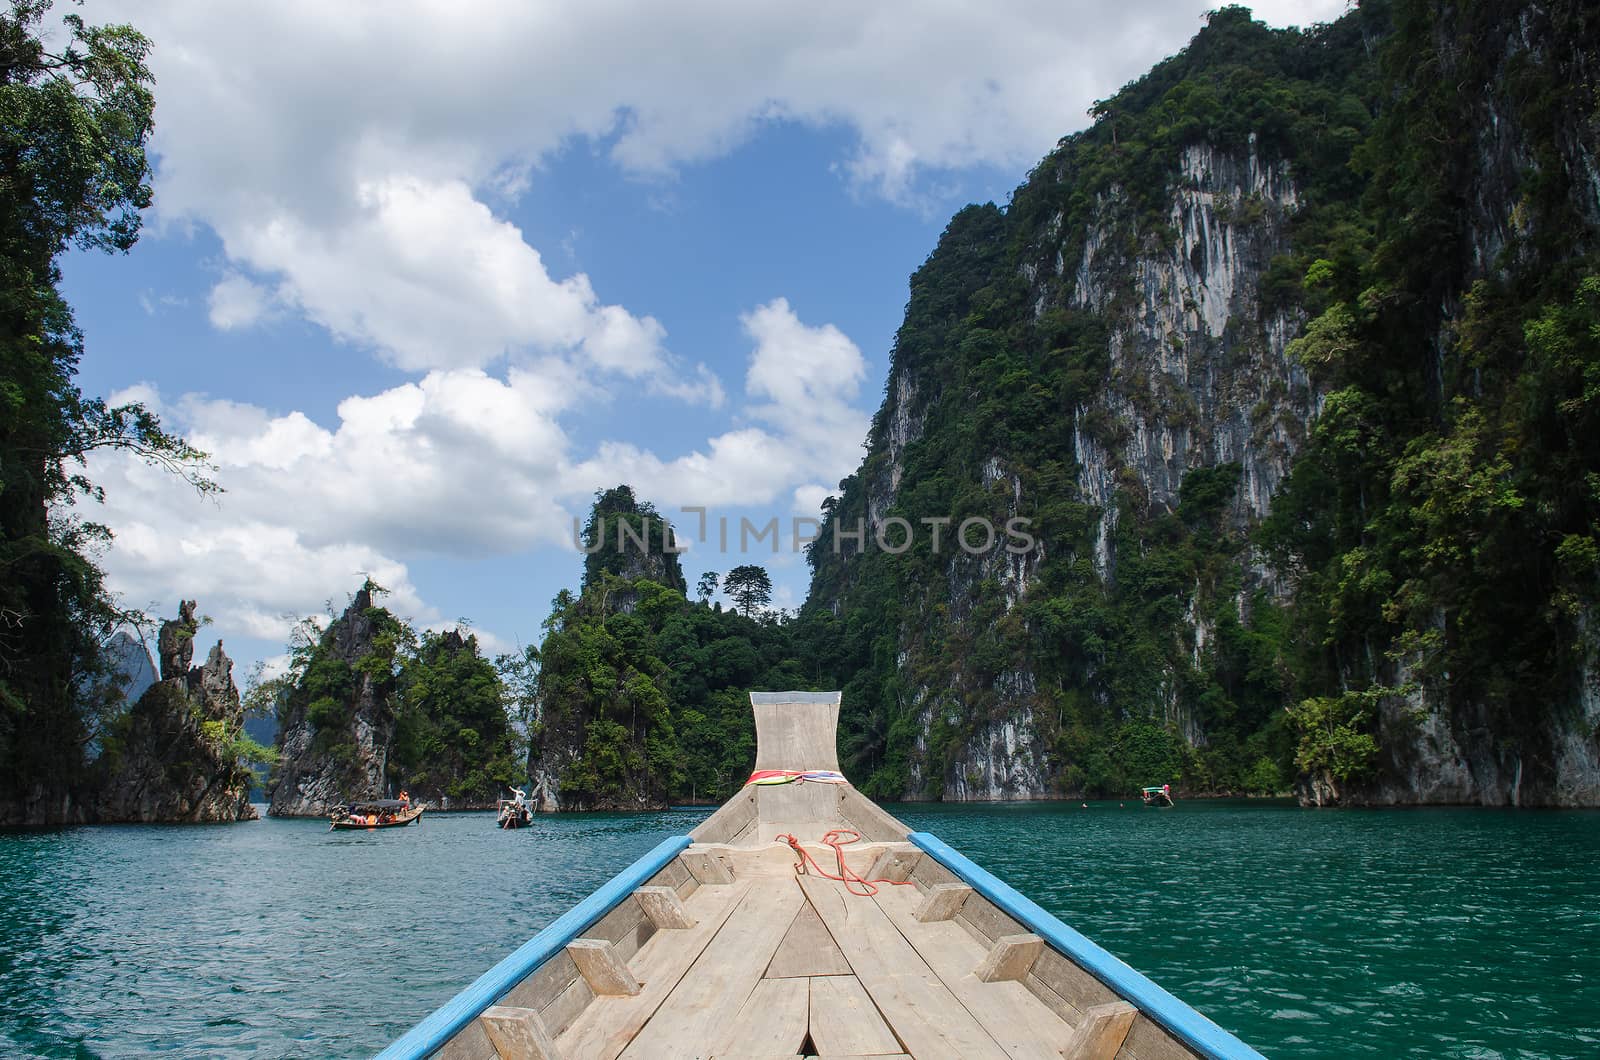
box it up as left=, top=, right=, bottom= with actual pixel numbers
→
left=62, top=1, right=1344, bottom=680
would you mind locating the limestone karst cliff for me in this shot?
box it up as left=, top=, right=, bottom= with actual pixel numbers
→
left=265, top=582, right=521, bottom=815
left=802, top=1, right=1600, bottom=806
left=96, top=602, right=259, bottom=823
left=267, top=586, right=399, bottom=817
left=527, top=486, right=803, bottom=811
left=528, top=487, right=691, bottom=811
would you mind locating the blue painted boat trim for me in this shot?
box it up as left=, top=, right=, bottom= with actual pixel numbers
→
left=908, top=831, right=1266, bottom=1060
left=374, top=834, right=693, bottom=1060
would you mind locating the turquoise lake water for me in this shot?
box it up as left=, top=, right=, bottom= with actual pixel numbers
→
left=1, top=801, right=1596, bottom=1058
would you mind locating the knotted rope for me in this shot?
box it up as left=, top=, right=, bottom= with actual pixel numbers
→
left=773, top=828, right=917, bottom=898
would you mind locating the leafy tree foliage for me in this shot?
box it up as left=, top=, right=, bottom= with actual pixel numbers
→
left=392, top=629, right=520, bottom=802
left=0, top=2, right=214, bottom=817
left=723, top=564, right=773, bottom=617
left=264, top=582, right=522, bottom=803
left=533, top=494, right=811, bottom=808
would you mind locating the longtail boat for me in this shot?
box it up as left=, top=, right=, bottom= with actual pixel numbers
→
left=499, top=791, right=533, bottom=830
left=330, top=799, right=424, bottom=830
left=1141, top=785, right=1175, bottom=807
left=378, top=692, right=1264, bottom=1060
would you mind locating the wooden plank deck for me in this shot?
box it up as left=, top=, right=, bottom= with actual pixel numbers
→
left=554, top=880, right=752, bottom=1060
left=528, top=857, right=1086, bottom=1060
left=797, top=874, right=1014, bottom=1060
left=433, top=695, right=1207, bottom=1060
left=873, top=879, right=1071, bottom=1060
left=619, top=878, right=804, bottom=1059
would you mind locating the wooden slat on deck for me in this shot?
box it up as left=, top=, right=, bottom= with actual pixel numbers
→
left=874, top=881, right=1073, bottom=1060
left=712, top=976, right=810, bottom=1055
left=618, top=877, right=804, bottom=1060
left=765, top=902, right=852, bottom=978
left=554, top=879, right=751, bottom=1060
left=798, top=874, right=1009, bottom=1060
left=806, top=973, right=901, bottom=1056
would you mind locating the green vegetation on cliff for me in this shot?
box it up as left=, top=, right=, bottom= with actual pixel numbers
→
left=266, top=582, right=520, bottom=807
left=531, top=487, right=808, bottom=808
left=796, top=0, right=1600, bottom=803
left=393, top=629, right=521, bottom=801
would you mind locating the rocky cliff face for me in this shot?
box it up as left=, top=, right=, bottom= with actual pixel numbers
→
left=907, top=140, right=1314, bottom=800
left=1318, top=0, right=1600, bottom=808
left=820, top=55, right=1326, bottom=801
left=97, top=606, right=258, bottom=823
left=1060, top=141, right=1313, bottom=541
left=806, top=2, right=1600, bottom=806
left=528, top=487, right=704, bottom=812
left=267, top=587, right=397, bottom=816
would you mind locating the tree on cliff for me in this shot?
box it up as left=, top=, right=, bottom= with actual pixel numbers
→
left=723, top=565, right=772, bottom=617
left=262, top=581, right=526, bottom=814
left=0, top=1, right=216, bottom=820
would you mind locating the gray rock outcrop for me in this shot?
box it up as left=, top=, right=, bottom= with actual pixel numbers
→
left=157, top=599, right=198, bottom=680
left=266, top=586, right=396, bottom=817
left=97, top=619, right=258, bottom=823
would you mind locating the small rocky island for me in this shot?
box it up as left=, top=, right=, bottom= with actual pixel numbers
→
left=96, top=601, right=259, bottom=823
left=268, top=586, right=398, bottom=817
left=266, top=581, right=520, bottom=816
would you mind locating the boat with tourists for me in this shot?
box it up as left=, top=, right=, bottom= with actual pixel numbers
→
left=1141, top=784, right=1174, bottom=807
left=498, top=788, right=533, bottom=830
left=329, top=798, right=424, bottom=831
left=377, top=691, right=1263, bottom=1060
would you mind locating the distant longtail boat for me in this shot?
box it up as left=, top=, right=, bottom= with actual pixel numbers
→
left=329, top=799, right=423, bottom=830
left=1142, top=784, right=1175, bottom=807
left=377, top=692, right=1263, bottom=1060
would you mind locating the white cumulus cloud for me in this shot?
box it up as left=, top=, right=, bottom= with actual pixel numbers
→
left=88, top=299, right=866, bottom=651
left=206, top=273, right=275, bottom=330
left=84, top=0, right=1344, bottom=377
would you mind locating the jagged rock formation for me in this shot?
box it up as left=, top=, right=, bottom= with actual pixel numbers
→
left=157, top=599, right=198, bottom=679
left=97, top=609, right=258, bottom=823
left=804, top=2, right=1600, bottom=806
left=267, top=586, right=398, bottom=816
left=581, top=484, right=688, bottom=613
left=531, top=488, right=689, bottom=811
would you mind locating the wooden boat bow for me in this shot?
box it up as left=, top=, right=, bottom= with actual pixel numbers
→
left=377, top=691, right=1264, bottom=1060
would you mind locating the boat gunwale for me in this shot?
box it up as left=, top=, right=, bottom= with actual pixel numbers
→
left=909, top=830, right=1267, bottom=1060
left=372, top=833, right=691, bottom=1060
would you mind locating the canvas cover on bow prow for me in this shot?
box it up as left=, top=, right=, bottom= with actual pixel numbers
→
left=750, top=691, right=841, bottom=772
left=689, top=692, right=906, bottom=846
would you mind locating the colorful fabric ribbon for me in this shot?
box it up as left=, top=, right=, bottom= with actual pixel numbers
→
left=747, top=768, right=847, bottom=786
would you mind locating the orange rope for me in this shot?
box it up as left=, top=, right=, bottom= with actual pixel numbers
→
left=774, top=828, right=917, bottom=898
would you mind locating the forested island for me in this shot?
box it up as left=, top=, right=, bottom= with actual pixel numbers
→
left=3, top=0, right=1599, bottom=825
